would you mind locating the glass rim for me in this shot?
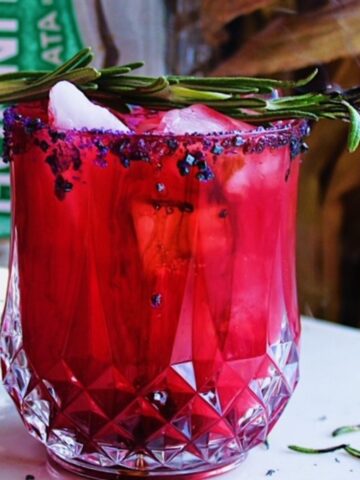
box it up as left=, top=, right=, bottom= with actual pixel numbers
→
left=5, top=105, right=309, bottom=142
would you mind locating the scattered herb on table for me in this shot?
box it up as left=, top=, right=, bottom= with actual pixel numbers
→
left=289, top=421, right=360, bottom=462
left=289, top=442, right=360, bottom=460
left=288, top=443, right=350, bottom=454
left=332, top=425, right=360, bottom=437
left=265, top=469, right=277, bottom=476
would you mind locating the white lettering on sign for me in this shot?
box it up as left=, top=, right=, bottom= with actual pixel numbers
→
left=0, top=65, right=17, bottom=73
left=0, top=19, right=18, bottom=32
left=0, top=38, right=18, bottom=63
left=42, top=46, right=63, bottom=65
left=38, top=11, right=61, bottom=31
left=38, top=11, right=64, bottom=65
left=40, top=32, right=62, bottom=49
left=0, top=17, right=18, bottom=70
left=0, top=200, right=11, bottom=213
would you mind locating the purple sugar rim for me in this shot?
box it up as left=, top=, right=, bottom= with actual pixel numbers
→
left=3, top=104, right=310, bottom=198
left=3, top=105, right=310, bottom=142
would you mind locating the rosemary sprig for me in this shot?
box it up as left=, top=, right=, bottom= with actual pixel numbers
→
left=1, top=47, right=360, bottom=151
left=345, top=446, right=360, bottom=459
left=289, top=420, right=360, bottom=466
left=289, top=442, right=360, bottom=461
left=288, top=443, right=349, bottom=454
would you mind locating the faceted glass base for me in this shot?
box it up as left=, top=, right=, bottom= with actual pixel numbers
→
left=1, top=249, right=299, bottom=476
left=48, top=449, right=246, bottom=480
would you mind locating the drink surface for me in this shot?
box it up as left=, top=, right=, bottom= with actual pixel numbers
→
left=0, top=102, right=303, bottom=476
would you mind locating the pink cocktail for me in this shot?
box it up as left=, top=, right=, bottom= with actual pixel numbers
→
left=1, top=101, right=306, bottom=478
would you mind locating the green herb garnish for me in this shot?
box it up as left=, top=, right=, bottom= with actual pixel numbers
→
left=344, top=446, right=360, bottom=459
left=1, top=47, right=360, bottom=151
left=289, top=422, right=360, bottom=462
left=289, top=443, right=360, bottom=460
left=332, top=424, right=360, bottom=437
left=288, top=443, right=349, bottom=454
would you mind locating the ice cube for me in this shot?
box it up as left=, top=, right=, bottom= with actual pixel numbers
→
left=48, top=81, right=130, bottom=132
left=154, top=104, right=254, bottom=134
left=119, top=107, right=164, bottom=134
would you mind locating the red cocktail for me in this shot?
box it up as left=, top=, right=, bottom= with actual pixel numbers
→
left=0, top=100, right=306, bottom=478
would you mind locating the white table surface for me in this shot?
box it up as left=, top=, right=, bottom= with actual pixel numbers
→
left=0, top=268, right=359, bottom=480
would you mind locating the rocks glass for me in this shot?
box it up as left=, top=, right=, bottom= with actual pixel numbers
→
left=0, top=102, right=307, bottom=478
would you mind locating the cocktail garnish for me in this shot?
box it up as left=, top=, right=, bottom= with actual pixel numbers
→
left=1, top=48, right=360, bottom=151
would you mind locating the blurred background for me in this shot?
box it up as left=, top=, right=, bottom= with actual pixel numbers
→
left=0, top=0, right=359, bottom=327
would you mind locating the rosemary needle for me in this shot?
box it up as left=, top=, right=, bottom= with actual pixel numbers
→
left=288, top=444, right=349, bottom=454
